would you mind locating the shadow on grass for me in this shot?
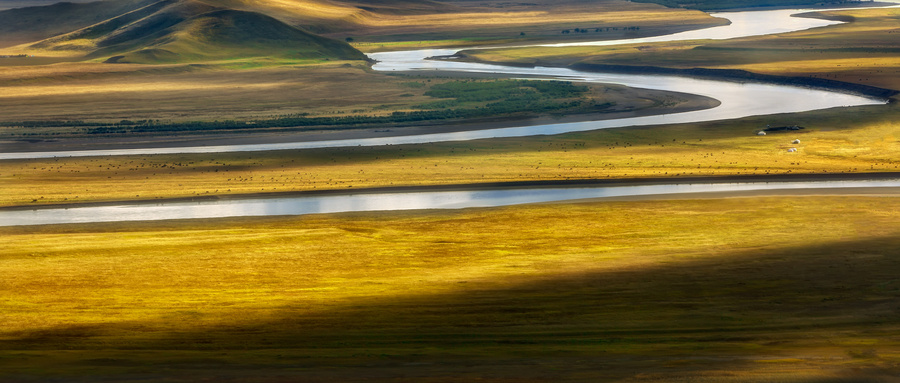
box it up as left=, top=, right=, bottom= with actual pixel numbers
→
left=3, top=235, right=900, bottom=382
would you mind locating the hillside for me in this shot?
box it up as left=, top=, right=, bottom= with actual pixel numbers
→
left=0, top=0, right=726, bottom=59
left=0, top=0, right=155, bottom=48
left=15, top=1, right=368, bottom=63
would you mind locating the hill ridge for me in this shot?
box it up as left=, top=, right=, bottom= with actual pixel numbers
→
left=12, top=0, right=368, bottom=63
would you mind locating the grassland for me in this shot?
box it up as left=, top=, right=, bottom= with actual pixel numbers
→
left=3, top=1, right=900, bottom=382
left=0, top=60, right=707, bottom=140
left=2, top=196, right=900, bottom=382
left=460, top=7, right=900, bottom=91
left=0, top=0, right=726, bottom=58
left=3, top=100, right=897, bottom=207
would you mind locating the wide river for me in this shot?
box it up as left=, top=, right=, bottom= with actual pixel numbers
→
left=3, top=4, right=899, bottom=226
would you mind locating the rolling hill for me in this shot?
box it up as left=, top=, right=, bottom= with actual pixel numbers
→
left=0, top=0, right=727, bottom=63
left=12, top=0, right=369, bottom=63
left=0, top=0, right=157, bottom=48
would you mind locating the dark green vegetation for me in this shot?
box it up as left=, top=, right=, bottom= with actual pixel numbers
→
left=1, top=79, right=612, bottom=135
left=2, top=197, right=900, bottom=382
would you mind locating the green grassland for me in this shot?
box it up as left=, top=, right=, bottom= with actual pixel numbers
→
left=2, top=196, right=900, bottom=381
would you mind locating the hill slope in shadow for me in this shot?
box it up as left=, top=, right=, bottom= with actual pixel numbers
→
left=16, top=0, right=369, bottom=63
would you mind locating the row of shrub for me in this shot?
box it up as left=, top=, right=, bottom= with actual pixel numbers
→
left=5, top=79, right=607, bottom=135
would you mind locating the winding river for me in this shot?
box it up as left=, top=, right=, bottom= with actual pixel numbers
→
left=1, top=5, right=894, bottom=160
left=3, top=4, right=899, bottom=225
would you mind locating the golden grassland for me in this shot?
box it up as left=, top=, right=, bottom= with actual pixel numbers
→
left=3, top=3, right=900, bottom=382
left=3, top=101, right=898, bottom=207
left=3, top=5, right=897, bottom=208
left=0, top=0, right=725, bottom=58
left=0, top=61, right=406, bottom=123
left=0, top=59, right=679, bottom=128
left=345, top=5, right=725, bottom=52
left=2, top=196, right=900, bottom=381
left=461, top=7, right=900, bottom=90
left=240, top=0, right=725, bottom=50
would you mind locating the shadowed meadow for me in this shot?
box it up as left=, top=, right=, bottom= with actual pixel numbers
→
left=2, top=0, right=900, bottom=381
left=2, top=197, right=900, bottom=381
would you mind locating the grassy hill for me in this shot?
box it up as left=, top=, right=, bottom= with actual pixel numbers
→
left=1, top=0, right=726, bottom=58
left=103, top=9, right=370, bottom=63
left=0, top=0, right=155, bottom=48
left=16, top=0, right=368, bottom=63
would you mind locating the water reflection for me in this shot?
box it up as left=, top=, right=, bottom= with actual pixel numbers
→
left=3, top=179, right=898, bottom=226
left=1, top=6, right=892, bottom=160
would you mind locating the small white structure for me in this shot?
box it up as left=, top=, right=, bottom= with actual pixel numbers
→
left=787, top=148, right=797, bottom=152
left=757, top=131, right=767, bottom=136
left=792, top=139, right=801, bottom=144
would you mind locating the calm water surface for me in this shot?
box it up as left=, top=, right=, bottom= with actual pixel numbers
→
left=1, top=6, right=893, bottom=160
left=3, top=179, right=899, bottom=226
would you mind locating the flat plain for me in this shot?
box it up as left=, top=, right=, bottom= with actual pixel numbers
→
left=1, top=0, right=899, bottom=382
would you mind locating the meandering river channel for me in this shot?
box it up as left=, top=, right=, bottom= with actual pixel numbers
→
left=1, top=5, right=893, bottom=160
left=3, top=4, right=899, bottom=225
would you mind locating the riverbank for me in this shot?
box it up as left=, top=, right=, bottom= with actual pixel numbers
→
left=457, top=5, right=900, bottom=96
left=571, top=63, right=898, bottom=99
left=3, top=172, right=898, bottom=212
left=450, top=55, right=898, bottom=99
left=0, top=85, right=718, bottom=153
left=3, top=97, right=897, bottom=208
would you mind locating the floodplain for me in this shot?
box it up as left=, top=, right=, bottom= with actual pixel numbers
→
left=2, top=0, right=900, bottom=382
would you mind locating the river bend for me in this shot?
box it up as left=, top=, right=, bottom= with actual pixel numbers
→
left=1, top=5, right=893, bottom=160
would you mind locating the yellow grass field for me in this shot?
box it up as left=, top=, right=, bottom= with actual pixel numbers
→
left=461, top=7, right=900, bottom=90
left=3, top=2, right=900, bottom=382
left=0, top=59, right=695, bottom=128
left=2, top=196, right=900, bottom=381
left=2, top=101, right=897, bottom=207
